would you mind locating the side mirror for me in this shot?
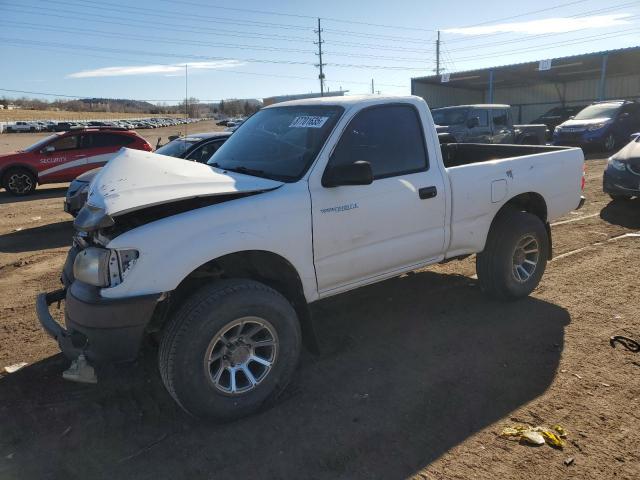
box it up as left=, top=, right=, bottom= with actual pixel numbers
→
left=467, top=116, right=480, bottom=128
left=41, top=145, right=55, bottom=154
left=630, top=132, right=640, bottom=142
left=322, top=160, right=373, bottom=187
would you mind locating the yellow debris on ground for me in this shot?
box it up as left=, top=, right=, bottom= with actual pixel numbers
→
left=499, top=424, right=566, bottom=449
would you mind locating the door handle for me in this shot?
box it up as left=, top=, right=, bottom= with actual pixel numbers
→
left=418, top=186, right=437, bottom=199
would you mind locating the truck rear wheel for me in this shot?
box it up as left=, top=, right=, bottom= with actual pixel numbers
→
left=159, top=279, right=301, bottom=420
left=476, top=207, right=549, bottom=300
left=3, top=168, right=37, bottom=196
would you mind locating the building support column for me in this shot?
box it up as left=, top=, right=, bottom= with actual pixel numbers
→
left=488, top=70, right=495, bottom=103
left=598, top=54, right=608, bottom=101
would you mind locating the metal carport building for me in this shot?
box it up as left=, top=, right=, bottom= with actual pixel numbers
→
left=411, top=46, right=640, bottom=123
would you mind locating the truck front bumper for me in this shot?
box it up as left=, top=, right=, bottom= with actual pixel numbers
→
left=36, top=281, right=160, bottom=364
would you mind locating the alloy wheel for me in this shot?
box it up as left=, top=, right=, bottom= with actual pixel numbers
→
left=512, top=234, right=540, bottom=283
left=204, top=316, right=278, bottom=395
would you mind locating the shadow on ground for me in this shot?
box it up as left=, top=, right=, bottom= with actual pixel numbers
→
left=0, top=221, right=73, bottom=253
left=600, top=198, right=640, bottom=229
left=0, top=186, right=67, bottom=205
left=0, top=271, right=569, bottom=480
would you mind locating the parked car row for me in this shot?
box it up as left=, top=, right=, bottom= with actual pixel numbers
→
left=3, top=117, right=205, bottom=133
left=431, top=99, right=640, bottom=153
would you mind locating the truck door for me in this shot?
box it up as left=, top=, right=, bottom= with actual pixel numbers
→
left=465, top=109, right=491, bottom=143
left=310, top=104, right=447, bottom=293
left=490, top=109, right=514, bottom=143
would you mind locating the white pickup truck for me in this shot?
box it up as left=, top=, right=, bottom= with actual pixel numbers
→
left=37, top=95, right=585, bottom=420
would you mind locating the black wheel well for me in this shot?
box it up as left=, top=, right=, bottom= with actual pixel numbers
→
left=490, top=192, right=551, bottom=258
left=502, top=192, right=547, bottom=222
left=151, top=250, right=317, bottom=350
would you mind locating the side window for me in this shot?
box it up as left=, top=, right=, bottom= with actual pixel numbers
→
left=186, top=140, right=224, bottom=163
left=50, top=135, right=79, bottom=151
left=492, top=110, right=508, bottom=127
left=329, top=104, right=428, bottom=179
left=90, top=133, right=135, bottom=148
left=475, top=110, right=488, bottom=127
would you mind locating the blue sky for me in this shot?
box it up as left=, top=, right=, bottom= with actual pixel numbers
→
left=0, top=0, right=638, bottom=103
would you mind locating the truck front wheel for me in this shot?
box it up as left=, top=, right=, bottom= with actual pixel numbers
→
left=476, top=207, right=549, bottom=300
left=158, top=279, right=301, bottom=420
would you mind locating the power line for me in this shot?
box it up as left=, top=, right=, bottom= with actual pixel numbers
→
left=1, top=21, right=434, bottom=63
left=40, top=0, right=437, bottom=44
left=2, top=5, right=313, bottom=43
left=0, top=37, right=431, bottom=71
left=450, top=28, right=640, bottom=64
left=446, top=13, right=640, bottom=52
left=21, top=0, right=313, bottom=31
left=443, top=0, right=639, bottom=44
left=154, top=0, right=438, bottom=32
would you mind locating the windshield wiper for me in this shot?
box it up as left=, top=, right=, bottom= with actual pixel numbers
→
left=210, top=163, right=268, bottom=178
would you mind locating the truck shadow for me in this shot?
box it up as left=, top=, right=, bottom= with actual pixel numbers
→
left=599, top=198, right=640, bottom=229
left=0, top=221, right=73, bottom=253
left=0, top=271, right=569, bottom=480
left=0, top=186, right=68, bottom=205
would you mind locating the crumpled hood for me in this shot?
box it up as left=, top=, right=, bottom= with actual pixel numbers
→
left=86, top=148, right=283, bottom=216
left=559, top=117, right=611, bottom=128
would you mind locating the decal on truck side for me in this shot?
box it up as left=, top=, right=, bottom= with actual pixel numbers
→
left=320, top=203, right=359, bottom=214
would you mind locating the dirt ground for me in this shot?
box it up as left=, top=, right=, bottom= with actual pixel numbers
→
left=0, top=135, right=638, bottom=479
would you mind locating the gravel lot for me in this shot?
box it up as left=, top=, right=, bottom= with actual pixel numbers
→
left=0, top=132, right=638, bottom=479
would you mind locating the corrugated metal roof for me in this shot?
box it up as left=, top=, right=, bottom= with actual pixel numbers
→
left=412, top=45, right=640, bottom=87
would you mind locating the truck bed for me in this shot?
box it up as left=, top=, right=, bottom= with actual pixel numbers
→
left=441, top=143, right=584, bottom=259
left=440, top=143, right=569, bottom=168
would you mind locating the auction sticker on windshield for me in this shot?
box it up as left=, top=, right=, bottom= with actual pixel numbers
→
left=289, top=116, right=329, bottom=128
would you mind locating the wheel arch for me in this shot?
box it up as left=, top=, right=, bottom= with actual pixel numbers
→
left=0, top=163, right=40, bottom=185
left=151, top=250, right=318, bottom=352
left=490, top=192, right=552, bottom=258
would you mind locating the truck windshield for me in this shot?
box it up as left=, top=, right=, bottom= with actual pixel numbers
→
left=207, top=105, right=343, bottom=182
left=574, top=104, right=621, bottom=120
left=431, top=108, right=469, bottom=126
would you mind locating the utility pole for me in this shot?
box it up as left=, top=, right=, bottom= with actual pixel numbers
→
left=371, top=78, right=374, bottom=94
left=184, top=63, right=188, bottom=138
left=436, top=30, right=441, bottom=76
left=314, top=18, right=325, bottom=96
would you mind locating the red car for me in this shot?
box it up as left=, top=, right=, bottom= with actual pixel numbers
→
left=0, top=128, right=153, bottom=195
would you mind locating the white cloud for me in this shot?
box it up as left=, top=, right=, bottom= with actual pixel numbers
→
left=443, top=13, right=632, bottom=36
left=68, top=60, right=245, bottom=78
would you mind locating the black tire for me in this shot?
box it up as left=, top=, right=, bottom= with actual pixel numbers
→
left=609, top=193, right=632, bottom=201
left=3, top=168, right=37, bottom=196
left=476, top=207, right=549, bottom=300
left=159, top=279, right=301, bottom=421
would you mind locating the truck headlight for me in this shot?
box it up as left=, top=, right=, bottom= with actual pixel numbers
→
left=608, top=158, right=626, bottom=171
left=73, top=247, right=139, bottom=287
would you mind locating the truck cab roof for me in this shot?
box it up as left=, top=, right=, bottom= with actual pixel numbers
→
left=433, top=104, right=511, bottom=110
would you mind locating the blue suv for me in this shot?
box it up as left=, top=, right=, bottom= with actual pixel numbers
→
left=553, top=100, right=640, bottom=152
